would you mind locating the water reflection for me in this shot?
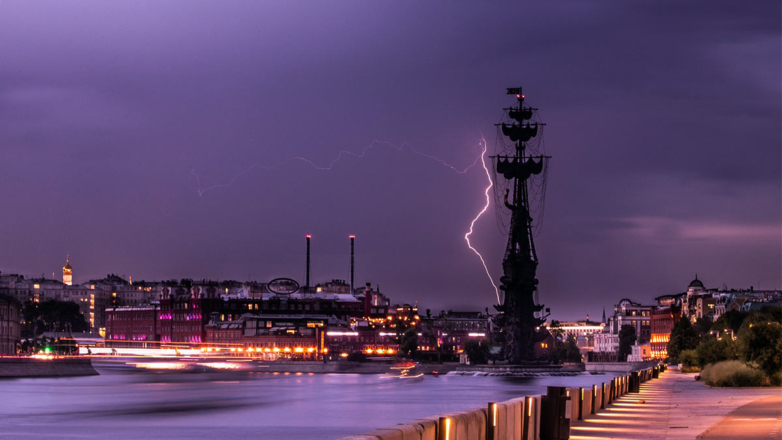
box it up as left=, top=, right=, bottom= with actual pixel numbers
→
left=0, top=367, right=617, bottom=439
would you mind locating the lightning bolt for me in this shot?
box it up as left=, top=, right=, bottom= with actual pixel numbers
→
left=192, top=140, right=480, bottom=197
left=193, top=138, right=500, bottom=304
left=464, top=138, right=501, bottom=305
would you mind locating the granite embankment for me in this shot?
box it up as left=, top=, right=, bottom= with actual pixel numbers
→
left=0, top=357, right=98, bottom=377
left=341, top=364, right=665, bottom=439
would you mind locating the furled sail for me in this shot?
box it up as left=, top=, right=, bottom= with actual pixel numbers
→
left=508, top=107, right=533, bottom=122
left=496, top=157, right=544, bottom=180
left=501, top=123, right=538, bottom=142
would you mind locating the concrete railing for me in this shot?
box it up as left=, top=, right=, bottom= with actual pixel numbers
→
left=340, top=364, right=667, bottom=440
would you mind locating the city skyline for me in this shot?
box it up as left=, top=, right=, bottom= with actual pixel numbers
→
left=1, top=1, right=779, bottom=320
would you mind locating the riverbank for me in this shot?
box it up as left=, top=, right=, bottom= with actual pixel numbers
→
left=0, top=357, right=98, bottom=378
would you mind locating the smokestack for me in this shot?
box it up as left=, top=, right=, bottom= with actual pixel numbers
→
left=349, top=235, right=355, bottom=294
left=305, top=234, right=311, bottom=289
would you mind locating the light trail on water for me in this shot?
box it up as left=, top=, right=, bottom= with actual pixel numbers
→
left=192, top=138, right=500, bottom=304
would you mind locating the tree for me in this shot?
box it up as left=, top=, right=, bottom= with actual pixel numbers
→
left=738, top=311, right=776, bottom=337
left=464, top=339, right=489, bottom=365
left=618, top=325, right=636, bottom=361
left=564, top=334, right=581, bottom=362
left=711, top=310, right=747, bottom=335
left=695, top=336, right=737, bottom=367
left=693, top=317, right=714, bottom=338
left=739, top=322, right=782, bottom=376
left=668, top=317, right=699, bottom=362
left=399, top=328, right=418, bottom=358
left=22, top=300, right=89, bottom=338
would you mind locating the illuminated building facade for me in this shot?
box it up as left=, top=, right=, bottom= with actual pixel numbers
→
left=225, top=293, right=364, bottom=323
left=158, top=285, right=222, bottom=344
left=0, top=294, right=21, bottom=355
left=324, top=329, right=399, bottom=357
left=105, top=305, right=160, bottom=348
left=650, top=304, right=681, bottom=359
left=606, top=298, right=654, bottom=343
left=417, top=310, right=488, bottom=358
left=205, top=314, right=326, bottom=360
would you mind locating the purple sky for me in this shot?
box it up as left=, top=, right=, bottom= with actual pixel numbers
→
left=1, top=1, right=779, bottom=320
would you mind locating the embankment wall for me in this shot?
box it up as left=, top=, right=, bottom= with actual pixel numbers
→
left=340, top=364, right=667, bottom=440
left=0, top=357, right=98, bottom=377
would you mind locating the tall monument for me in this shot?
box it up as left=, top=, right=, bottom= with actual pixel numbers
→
left=492, top=87, right=550, bottom=363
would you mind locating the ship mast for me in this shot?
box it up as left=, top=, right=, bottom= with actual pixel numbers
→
left=492, top=87, right=550, bottom=363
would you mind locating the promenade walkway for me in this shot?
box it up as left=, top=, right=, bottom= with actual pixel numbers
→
left=570, top=370, right=780, bottom=440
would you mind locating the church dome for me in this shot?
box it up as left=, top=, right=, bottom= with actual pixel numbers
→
left=688, top=276, right=704, bottom=289
left=63, top=257, right=72, bottom=272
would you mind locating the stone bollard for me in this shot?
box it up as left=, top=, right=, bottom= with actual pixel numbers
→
left=540, top=386, right=570, bottom=440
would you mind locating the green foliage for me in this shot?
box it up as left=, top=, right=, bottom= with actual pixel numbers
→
left=711, top=310, right=747, bottom=335
left=399, top=328, right=418, bottom=358
left=695, top=336, right=738, bottom=367
left=759, top=305, right=781, bottom=322
left=701, top=360, right=764, bottom=387
left=679, top=349, right=700, bottom=372
left=738, top=322, right=782, bottom=376
left=618, top=325, right=636, bottom=361
left=693, top=317, right=713, bottom=338
left=549, top=320, right=564, bottom=344
left=667, top=317, right=699, bottom=362
left=564, top=334, right=581, bottom=362
left=464, top=339, right=489, bottom=365
left=22, top=300, right=89, bottom=338
left=738, top=312, right=777, bottom=337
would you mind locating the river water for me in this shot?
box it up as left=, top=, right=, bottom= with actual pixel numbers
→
left=0, top=368, right=617, bottom=439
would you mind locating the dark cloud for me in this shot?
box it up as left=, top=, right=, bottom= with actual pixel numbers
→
left=0, top=1, right=779, bottom=319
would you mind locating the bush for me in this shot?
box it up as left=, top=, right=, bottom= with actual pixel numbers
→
left=701, top=360, right=765, bottom=387
left=679, top=349, right=700, bottom=372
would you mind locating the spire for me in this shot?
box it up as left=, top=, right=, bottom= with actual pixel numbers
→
left=602, top=307, right=606, bottom=324
left=62, top=255, right=73, bottom=285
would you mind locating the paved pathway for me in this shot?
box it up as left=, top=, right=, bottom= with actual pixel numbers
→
left=700, top=393, right=782, bottom=439
left=570, top=370, right=780, bottom=439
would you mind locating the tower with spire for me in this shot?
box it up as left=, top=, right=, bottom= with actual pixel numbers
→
left=491, top=87, right=551, bottom=363
left=63, top=255, right=73, bottom=286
